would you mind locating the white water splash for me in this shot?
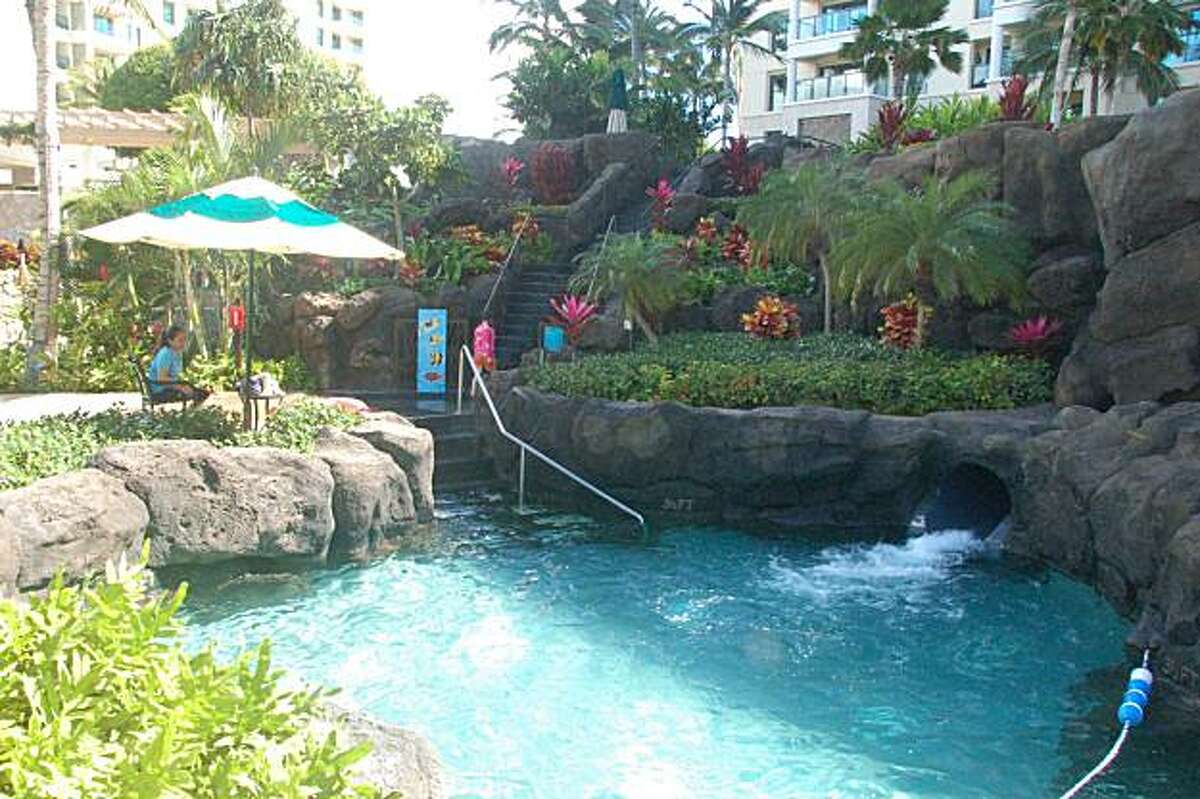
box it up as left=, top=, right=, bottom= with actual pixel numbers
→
left=767, top=529, right=990, bottom=603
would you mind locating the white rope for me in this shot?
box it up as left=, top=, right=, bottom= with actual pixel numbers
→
left=1058, top=649, right=1152, bottom=799
left=1058, top=724, right=1130, bottom=799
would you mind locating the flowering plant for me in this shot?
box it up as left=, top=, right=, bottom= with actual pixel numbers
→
left=722, top=136, right=766, bottom=196
left=742, top=295, right=801, bottom=339
left=646, top=178, right=675, bottom=232
left=879, top=294, right=933, bottom=349
left=548, top=293, right=599, bottom=343
left=999, top=74, right=1035, bottom=121
left=721, top=224, right=754, bottom=268
left=500, top=156, right=525, bottom=191
left=1009, top=315, right=1063, bottom=358
left=695, top=216, right=718, bottom=244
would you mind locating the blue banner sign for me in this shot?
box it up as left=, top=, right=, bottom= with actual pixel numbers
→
left=416, top=308, right=448, bottom=394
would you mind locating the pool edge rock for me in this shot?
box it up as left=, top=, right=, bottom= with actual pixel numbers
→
left=317, top=702, right=447, bottom=799
left=481, top=381, right=1200, bottom=699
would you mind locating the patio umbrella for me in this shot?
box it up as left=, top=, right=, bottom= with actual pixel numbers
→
left=80, top=175, right=403, bottom=427
left=607, top=68, right=628, bottom=134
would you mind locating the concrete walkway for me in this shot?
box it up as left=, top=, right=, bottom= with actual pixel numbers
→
left=0, top=392, right=141, bottom=424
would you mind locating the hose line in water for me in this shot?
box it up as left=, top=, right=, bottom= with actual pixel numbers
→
left=1059, top=650, right=1153, bottom=799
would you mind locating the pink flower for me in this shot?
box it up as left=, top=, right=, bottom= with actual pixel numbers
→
left=1009, top=316, right=1064, bottom=347
left=501, top=156, right=525, bottom=188
left=645, top=178, right=675, bottom=205
left=548, top=293, right=599, bottom=343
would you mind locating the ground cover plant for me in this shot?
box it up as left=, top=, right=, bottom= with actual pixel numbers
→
left=0, top=399, right=361, bottom=491
left=527, top=332, right=1053, bottom=415
left=0, top=554, right=385, bottom=798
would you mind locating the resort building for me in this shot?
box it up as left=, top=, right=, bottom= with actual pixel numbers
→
left=738, top=0, right=1200, bottom=143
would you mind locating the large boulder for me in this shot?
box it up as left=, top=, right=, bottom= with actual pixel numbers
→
left=318, top=704, right=446, bottom=799
left=663, top=192, right=709, bottom=234
left=1025, top=251, right=1104, bottom=312
left=295, top=292, right=347, bottom=320
left=581, top=131, right=658, bottom=178
left=1083, top=90, right=1200, bottom=265
left=865, top=145, right=935, bottom=189
left=349, top=414, right=435, bottom=522
left=91, top=441, right=336, bottom=568
left=0, top=470, right=148, bottom=596
left=710, top=285, right=768, bottom=332
left=1004, top=116, right=1129, bottom=249
left=1056, top=222, right=1200, bottom=407
left=935, top=121, right=1035, bottom=186
left=314, top=430, right=417, bottom=561
left=676, top=152, right=725, bottom=196
left=335, top=289, right=385, bottom=333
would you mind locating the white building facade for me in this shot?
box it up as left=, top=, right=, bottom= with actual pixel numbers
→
left=738, top=0, right=1200, bottom=143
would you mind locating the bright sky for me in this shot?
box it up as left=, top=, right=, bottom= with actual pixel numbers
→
left=0, top=0, right=701, bottom=138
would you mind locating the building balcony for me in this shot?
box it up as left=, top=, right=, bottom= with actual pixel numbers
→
left=790, top=70, right=885, bottom=103
left=794, top=4, right=868, bottom=41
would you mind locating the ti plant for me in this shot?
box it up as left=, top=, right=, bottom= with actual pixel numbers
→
left=548, top=293, right=600, bottom=343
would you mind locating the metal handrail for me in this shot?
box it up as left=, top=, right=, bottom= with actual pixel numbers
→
left=481, top=213, right=532, bottom=321
left=456, top=344, right=646, bottom=527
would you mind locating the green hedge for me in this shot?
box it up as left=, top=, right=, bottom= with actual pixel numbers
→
left=0, top=400, right=361, bottom=491
left=527, top=333, right=1054, bottom=416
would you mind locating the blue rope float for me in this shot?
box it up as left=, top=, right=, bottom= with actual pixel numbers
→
left=1059, top=650, right=1153, bottom=799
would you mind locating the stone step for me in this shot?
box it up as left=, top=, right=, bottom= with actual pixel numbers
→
left=412, top=412, right=477, bottom=436
left=435, top=456, right=498, bottom=489
left=433, top=430, right=486, bottom=462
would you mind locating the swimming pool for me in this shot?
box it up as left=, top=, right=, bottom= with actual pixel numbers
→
left=185, top=494, right=1200, bottom=798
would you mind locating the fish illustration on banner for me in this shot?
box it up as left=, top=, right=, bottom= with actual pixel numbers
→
left=417, top=308, right=448, bottom=393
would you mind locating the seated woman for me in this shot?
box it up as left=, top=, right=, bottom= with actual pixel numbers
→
left=148, top=325, right=210, bottom=406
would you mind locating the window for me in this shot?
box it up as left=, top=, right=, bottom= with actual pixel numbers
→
left=163, top=2, right=175, bottom=25
left=351, top=9, right=363, bottom=26
left=316, top=28, right=324, bottom=46
left=331, top=33, right=342, bottom=50
left=56, top=43, right=71, bottom=70
left=1166, top=10, right=1200, bottom=65
left=93, top=14, right=114, bottom=34
left=350, top=37, right=363, bottom=54
left=768, top=73, right=787, bottom=111
left=332, top=5, right=342, bottom=21
left=770, top=16, right=786, bottom=53
left=316, top=0, right=324, bottom=17
left=975, top=0, right=993, bottom=19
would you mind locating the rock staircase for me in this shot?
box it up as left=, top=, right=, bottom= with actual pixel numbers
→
left=495, top=263, right=573, bottom=368
left=412, top=411, right=498, bottom=492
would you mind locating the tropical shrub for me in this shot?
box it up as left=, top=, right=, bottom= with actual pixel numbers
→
left=571, top=234, right=686, bottom=344
left=742, top=296, right=801, bottom=340
left=548, top=294, right=599, bottom=343
left=0, top=555, right=381, bottom=798
left=646, top=179, right=675, bottom=232
left=527, top=332, right=1054, bottom=415
left=1010, top=315, right=1064, bottom=359
left=531, top=144, right=577, bottom=205
left=998, top=74, right=1036, bottom=121
left=880, top=293, right=933, bottom=350
left=830, top=170, right=1030, bottom=312
left=240, top=399, right=361, bottom=452
left=98, top=43, right=178, bottom=111
left=722, top=136, right=765, bottom=196
left=908, top=93, right=999, bottom=137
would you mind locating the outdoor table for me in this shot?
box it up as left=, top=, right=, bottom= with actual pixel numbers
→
left=243, top=391, right=285, bottom=431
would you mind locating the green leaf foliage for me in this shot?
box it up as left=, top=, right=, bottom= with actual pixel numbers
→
left=528, top=332, right=1053, bottom=415
left=0, top=555, right=381, bottom=797
left=839, top=0, right=968, bottom=99
left=99, top=44, right=178, bottom=111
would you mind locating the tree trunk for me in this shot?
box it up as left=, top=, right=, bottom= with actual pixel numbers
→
left=722, top=42, right=734, bottom=145
left=627, top=0, right=643, bottom=83
left=1050, top=3, right=1078, bottom=129
left=914, top=263, right=936, bottom=348
left=819, top=253, right=832, bottom=334
left=892, top=63, right=906, bottom=101
left=1089, top=67, right=1099, bottom=117
left=181, top=252, right=208, bottom=358
left=25, top=0, right=62, bottom=385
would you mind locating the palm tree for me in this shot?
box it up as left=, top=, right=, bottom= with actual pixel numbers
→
left=739, top=159, right=863, bottom=333
left=577, top=0, right=679, bottom=83
left=829, top=171, right=1030, bottom=328
left=839, top=0, right=967, bottom=101
left=1027, top=0, right=1190, bottom=122
left=571, top=234, right=685, bottom=344
left=24, top=0, right=160, bottom=382
left=683, top=0, right=786, bottom=144
left=489, top=0, right=574, bottom=52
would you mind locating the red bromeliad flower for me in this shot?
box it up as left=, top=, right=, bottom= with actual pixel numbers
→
left=1010, top=316, right=1063, bottom=357
left=548, top=293, right=599, bottom=343
left=646, top=178, right=675, bottom=231
left=500, top=156, right=525, bottom=189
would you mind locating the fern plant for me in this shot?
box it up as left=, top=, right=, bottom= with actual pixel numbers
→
left=571, top=234, right=685, bottom=344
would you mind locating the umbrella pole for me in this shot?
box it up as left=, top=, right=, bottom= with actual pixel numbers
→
left=243, top=249, right=255, bottom=431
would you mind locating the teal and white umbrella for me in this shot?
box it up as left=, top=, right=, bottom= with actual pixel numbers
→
left=81, top=176, right=402, bottom=259
left=607, top=68, right=628, bottom=134
left=80, top=176, right=402, bottom=426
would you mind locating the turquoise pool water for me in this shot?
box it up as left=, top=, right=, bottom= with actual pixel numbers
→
left=185, top=495, right=1200, bottom=798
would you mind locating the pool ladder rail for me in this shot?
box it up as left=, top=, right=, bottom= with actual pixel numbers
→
left=455, top=345, right=647, bottom=529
